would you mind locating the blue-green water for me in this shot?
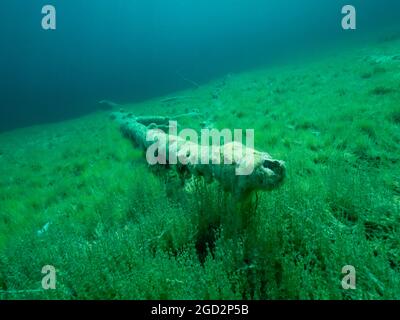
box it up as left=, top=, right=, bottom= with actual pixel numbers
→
left=1, top=0, right=400, bottom=132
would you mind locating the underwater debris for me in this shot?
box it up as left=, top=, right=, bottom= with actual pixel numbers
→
left=111, top=110, right=285, bottom=198
left=200, top=120, right=215, bottom=130
left=37, top=222, right=51, bottom=236
left=367, top=54, right=400, bottom=64
left=98, top=100, right=123, bottom=110
left=175, top=71, right=200, bottom=88
left=160, top=96, right=196, bottom=103
left=286, top=125, right=296, bottom=130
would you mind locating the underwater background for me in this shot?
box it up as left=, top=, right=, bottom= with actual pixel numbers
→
left=1, top=0, right=400, bottom=299
left=1, top=0, right=400, bottom=132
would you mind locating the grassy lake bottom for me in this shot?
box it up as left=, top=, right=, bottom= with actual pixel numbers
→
left=1, top=37, right=400, bottom=300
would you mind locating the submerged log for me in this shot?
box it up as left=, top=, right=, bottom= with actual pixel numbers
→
left=111, top=110, right=285, bottom=198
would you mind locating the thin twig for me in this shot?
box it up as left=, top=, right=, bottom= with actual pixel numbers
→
left=176, top=71, right=200, bottom=88
left=160, top=96, right=196, bottom=103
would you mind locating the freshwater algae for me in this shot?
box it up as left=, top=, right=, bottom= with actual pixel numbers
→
left=0, top=33, right=399, bottom=299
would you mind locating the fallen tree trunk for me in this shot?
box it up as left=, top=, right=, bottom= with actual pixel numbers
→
left=111, top=110, right=285, bottom=198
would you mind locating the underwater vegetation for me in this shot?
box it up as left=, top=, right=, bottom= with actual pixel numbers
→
left=0, top=37, right=400, bottom=300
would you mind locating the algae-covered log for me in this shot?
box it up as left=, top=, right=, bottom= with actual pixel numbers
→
left=111, top=110, right=285, bottom=198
